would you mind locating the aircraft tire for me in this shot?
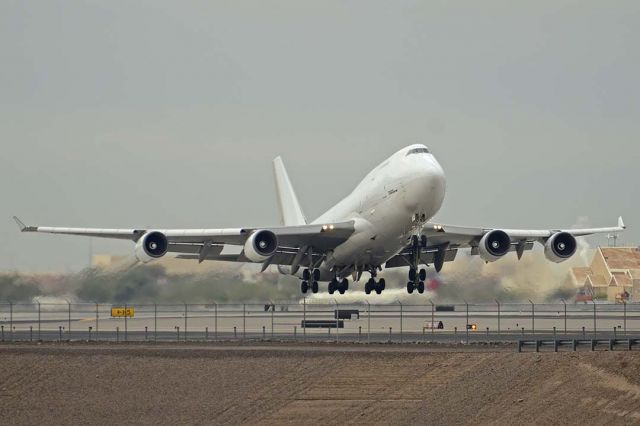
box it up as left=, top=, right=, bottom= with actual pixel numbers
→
left=407, top=282, right=414, bottom=294
left=365, top=281, right=371, bottom=294
left=409, top=268, right=417, bottom=282
left=312, top=281, right=319, bottom=293
left=342, top=278, right=349, bottom=291
left=312, top=269, right=321, bottom=281
left=301, top=281, right=309, bottom=293
left=379, top=278, right=386, bottom=291
left=303, top=269, right=311, bottom=281
left=417, top=281, right=425, bottom=293
left=419, top=268, right=427, bottom=281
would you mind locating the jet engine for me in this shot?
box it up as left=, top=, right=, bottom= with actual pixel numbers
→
left=544, top=232, right=577, bottom=263
left=244, top=230, right=278, bottom=262
left=478, top=230, right=511, bottom=262
left=134, top=231, right=168, bottom=263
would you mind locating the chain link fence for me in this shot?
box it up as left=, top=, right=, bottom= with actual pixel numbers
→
left=1, top=300, right=638, bottom=344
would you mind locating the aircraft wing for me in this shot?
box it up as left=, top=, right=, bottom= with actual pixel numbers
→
left=12, top=216, right=355, bottom=266
left=385, top=216, right=626, bottom=269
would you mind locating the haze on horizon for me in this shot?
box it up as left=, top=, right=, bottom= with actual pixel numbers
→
left=1, top=1, right=638, bottom=273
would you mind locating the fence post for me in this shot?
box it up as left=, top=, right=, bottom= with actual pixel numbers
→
left=67, top=301, right=71, bottom=338
left=334, top=299, right=339, bottom=344
left=398, top=300, right=403, bottom=344
left=184, top=303, right=188, bottom=343
left=366, top=300, right=370, bottom=344
left=465, top=300, right=469, bottom=344
left=154, top=303, right=158, bottom=342
left=303, top=298, right=306, bottom=343
left=37, top=301, right=41, bottom=341
left=214, top=301, right=218, bottom=340
left=561, top=298, right=567, bottom=336
left=270, top=300, right=274, bottom=339
left=529, top=299, right=534, bottom=335
left=623, top=301, right=627, bottom=337
left=243, top=304, right=246, bottom=341
left=95, top=302, right=99, bottom=342
left=430, top=300, right=434, bottom=336
left=9, top=302, right=13, bottom=342
left=593, top=301, right=597, bottom=339
left=495, top=299, right=501, bottom=335
left=124, top=303, right=128, bottom=342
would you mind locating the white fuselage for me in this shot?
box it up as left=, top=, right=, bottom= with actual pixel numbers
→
left=310, top=144, right=446, bottom=280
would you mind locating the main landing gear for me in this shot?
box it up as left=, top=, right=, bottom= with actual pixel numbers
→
left=363, top=267, right=385, bottom=295
left=407, top=267, right=427, bottom=294
left=328, top=277, right=349, bottom=295
left=300, top=268, right=320, bottom=294
left=364, top=277, right=385, bottom=295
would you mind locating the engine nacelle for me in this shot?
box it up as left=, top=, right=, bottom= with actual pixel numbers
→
left=478, top=230, right=511, bottom=262
left=134, top=231, right=169, bottom=263
left=544, top=232, right=577, bottom=263
left=244, top=230, right=278, bottom=262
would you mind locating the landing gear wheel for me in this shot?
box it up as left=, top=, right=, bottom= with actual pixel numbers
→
left=417, top=281, right=425, bottom=294
left=407, top=281, right=414, bottom=294
left=338, top=278, right=348, bottom=294
left=302, top=269, right=311, bottom=281
left=420, top=234, right=427, bottom=248
left=312, top=269, right=321, bottom=281
left=328, top=281, right=335, bottom=294
left=365, top=279, right=372, bottom=295
left=311, top=281, right=319, bottom=293
left=419, top=268, right=427, bottom=281
left=409, top=268, right=417, bottom=282
left=379, top=278, right=386, bottom=291
left=301, top=281, right=309, bottom=293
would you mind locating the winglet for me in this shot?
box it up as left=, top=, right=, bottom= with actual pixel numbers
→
left=12, top=216, right=37, bottom=232
left=12, top=216, right=26, bottom=231
left=619, top=216, right=626, bottom=229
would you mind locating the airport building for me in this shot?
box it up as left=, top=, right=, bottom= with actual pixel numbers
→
left=568, top=247, right=640, bottom=302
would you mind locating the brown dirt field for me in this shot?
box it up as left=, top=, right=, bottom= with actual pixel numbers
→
left=1, top=343, right=640, bottom=425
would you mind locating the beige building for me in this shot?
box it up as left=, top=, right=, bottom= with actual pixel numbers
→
left=568, top=247, right=640, bottom=302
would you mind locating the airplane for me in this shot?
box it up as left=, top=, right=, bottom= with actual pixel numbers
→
left=13, top=144, right=626, bottom=295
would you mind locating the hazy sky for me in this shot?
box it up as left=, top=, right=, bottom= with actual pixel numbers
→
left=1, top=1, right=638, bottom=272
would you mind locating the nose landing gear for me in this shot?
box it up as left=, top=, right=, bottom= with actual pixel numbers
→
left=406, top=234, right=429, bottom=294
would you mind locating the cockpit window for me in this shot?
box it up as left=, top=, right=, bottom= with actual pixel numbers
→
left=406, top=147, right=430, bottom=156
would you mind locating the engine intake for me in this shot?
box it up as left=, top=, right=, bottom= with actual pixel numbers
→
left=544, top=232, right=577, bottom=263
left=244, top=230, right=278, bottom=262
left=134, top=231, right=168, bottom=263
left=478, top=230, right=511, bottom=262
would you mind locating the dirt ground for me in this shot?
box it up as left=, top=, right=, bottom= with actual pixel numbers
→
left=1, top=343, right=640, bottom=425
